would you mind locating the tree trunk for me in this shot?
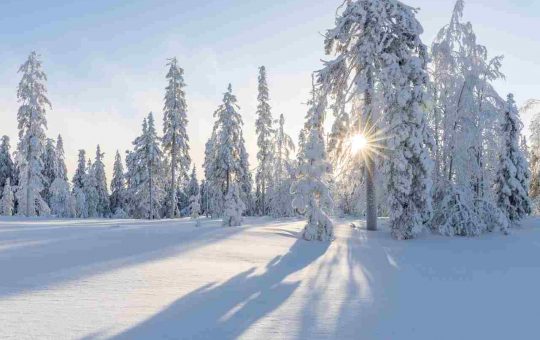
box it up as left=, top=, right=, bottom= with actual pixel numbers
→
left=364, top=70, right=377, bottom=231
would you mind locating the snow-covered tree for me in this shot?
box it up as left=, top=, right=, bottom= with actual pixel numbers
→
left=84, top=158, right=98, bottom=217
left=255, top=66, right=274, bottom=215
left=42, top=138, right=57, bottom=204
left=495, top=94, right=531, bottom=224
left=223, top=182, right=245, bottom=227
left=269, top=114, right=296, bottom=217
left=204, top=84, right=248, bottom=217
left=162, top=57, right=191, bottom=218
left=49, top=135, right=72, bottom=217
left=319, top=0, right=433, bottom=239
left=527, top=102, right=540, bottom=213
left=72, top=150, right=86, bottom=191
left=93, top=145, right=110, bottom=217
left=110, top=150, right=127, bottom=216
left=73, top=186, right=88, bottom=218
left=128, top=113, right=166, bottom=219
left=187, top=166, right=199, bottom=198
left=1, top=178, right=14, bottom=216
left=15, top=51, right=51, bottom=216
left=0, top=136, right=14, bottom=189
left=292, top=90, right=334, bottom=241
left=190, top=193, right=201, bottom=226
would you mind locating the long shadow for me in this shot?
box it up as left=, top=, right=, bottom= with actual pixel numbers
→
left=0, top=218, right=287, bottom=298
left=114, top=237, right=330, bottom=340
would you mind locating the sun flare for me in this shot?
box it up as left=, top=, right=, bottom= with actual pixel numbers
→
left=351, top=134, right=368, bottom=154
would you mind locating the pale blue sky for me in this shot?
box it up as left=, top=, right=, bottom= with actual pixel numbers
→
left=0, top=0, right=538, bottom=178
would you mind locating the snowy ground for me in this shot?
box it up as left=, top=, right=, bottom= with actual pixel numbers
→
left=1, top=216, right=539, bottom=340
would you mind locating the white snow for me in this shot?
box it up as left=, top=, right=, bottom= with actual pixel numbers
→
left=1, top=216, right=539, bottom=339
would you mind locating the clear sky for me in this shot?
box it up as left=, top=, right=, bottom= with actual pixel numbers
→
left=0, top=0, right=538, bottom=181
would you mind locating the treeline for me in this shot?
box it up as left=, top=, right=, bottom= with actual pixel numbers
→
left=0, top=0, right=537, bottom=242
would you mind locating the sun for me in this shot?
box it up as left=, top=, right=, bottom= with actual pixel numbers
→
left=351, top=134, right=368, bottom=154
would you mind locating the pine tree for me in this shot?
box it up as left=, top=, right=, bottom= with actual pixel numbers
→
left=270, top=114, right=296, bottom=217
left=110, top=151, right=127, bottom=216
left=0, top=136, right=14, bottom=189
left=204, top=84, right=248, bottom=218
left=1, top=178, right=14, bottom=216
left=42, top=138, right=57, bottom=204
left=223, top=182, right=245, bottom=227
left=49, top=135, right=71, bottom=217
left=129, top=113, right=165, bottom=219
left=84, top=158, right=98, bottom=217
left=495, top=94, right=532, bottom=224
left=255, top=66, right=274, bottom=216
left=93, top=145, right=110, bottom=217
left=162, top=57, right=191, bottom=218
left=72, top=150, right=87, bottom=191
left=15, top=51, right=51, bottom=216
left=292, top=90, right=334, bottom=241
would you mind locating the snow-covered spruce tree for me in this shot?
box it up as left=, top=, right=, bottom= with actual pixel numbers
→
left=1, top=178, right=14, bottom=216
left=15, top=51, right=51, bottom=216
left=223, top=182, right=245, bottom=227
left=495, top=94, right=532, bottom=224
left=187, top=166, right=199, bottom=198
left=49, top=135, right=72, bottom=217
left=255, top=66, right=274, bottom=216
left=0, top=136, right=15, bottom=189
left=72, top=150, right=88, bottom=218
left=41, top=138, right=57, bottom=205
left=204, top=84, right=248, bottom=220
left=319, top=0, right=433, bottom=239
left=162, top=57, right=191, bottom=218
left=428, top=0, right=508, bottom=236
left=269, top=114, right=296, bottom=217
left=93, top=145, right=110, bottom=217
left=239, top=137, right=254, bottom=216
left=130, top=113, right=166, bottom=219
left=190, top=192, right=201, bottom=226
left=527, top=103, right=540, bottom=213
left=84, top=158, right=98, bottom=217
left=72, top=150, right=86, bottom=191
left=292, top=89, right=334, bottom=241
left=110, top=150, right=127, bottom=217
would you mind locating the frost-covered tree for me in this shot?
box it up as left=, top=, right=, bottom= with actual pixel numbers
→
left=73, top=186, right=88, bottom=218
left=495, top=94, right=531, bottom=224
left=72, top=150, right=86, bottom=191
left=527, top=101, right=540, bottom=213
left=0, top=136, right=14, bottom=189
left=128, top=113, right=166, bottom=219
left=204, top=84, right=248, bottom=217
left=1, top=178, right=14, bottom=216
left=15, top=51, right=51, bottom=216
left=269, top=114, right=296, bottom=217
left=49, top=135, right=72, bottom=217
left=41, top=138, right=57, bottom=204
left=292, top=90, right=334, bottom=241
left=84, top=159, right=98, bottom=217
left=93, top=145, right=110, bottom=217
left=255, top=66, right=274, bottom=215
left=187, top=166, right=199, bottom=198
left=110, top=151, right=127, bottom=216
left=223, top=182, right=245, bottom=227
left=319, top=0, right=433, bottom=239
left=190, top=193, right=201, bottom=226
left=162, top=57, right=191, bottom=218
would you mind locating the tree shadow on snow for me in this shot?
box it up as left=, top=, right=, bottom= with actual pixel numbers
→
left=114, top=237, right=330, bottom=340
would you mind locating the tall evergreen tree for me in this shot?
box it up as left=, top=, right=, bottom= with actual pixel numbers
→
left=255, top=66, right=274, bottom=215
left=93, top=145, right=110, bottom=217
left=49, top=135, right=72, bottom=217
left=292, top=90, right=334, bottom=241
left=110, top=150, right=127, bottom=216
left=72, top=150, right=87, bottom=191
left=495, top=94, right=531, bottom=224
left=42, top=138, right=57, bottom=204
left=1, top=178, right=14, bottom=216
left=204, top=84, right=248, bottom=218
left=129, top=113, right=165, bottom=219
left=15, top=51, right=51, bottom=216
left=162, top=57, right=191, bottom=218
left=270, top=114, right=296, bottom=217
left=84, top=158, right=98, bottom=217
left=0, top=136, right=14, bottom=189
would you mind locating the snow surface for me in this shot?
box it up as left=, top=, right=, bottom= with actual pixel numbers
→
left=1, top=216, right=539, bottom=339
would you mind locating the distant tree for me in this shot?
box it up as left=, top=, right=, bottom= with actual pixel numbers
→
left=162, top=57, right=191, bottom=218
left=15, top=51, right=50, bottom=216
left=0, top=136, right=14, bottom=189
left=49, top=135, right=72, bottom=217
left=93, top=145, right=110, bottom=217
left=495, top=94, right=531, bottom=224
left=269, top=114, right=295, bottom=217
left=1, top=178, right=14, bottom=216
left=223, top=183, right=245, bottom=227
left=110, top=151, right=127, bottom=216
left=255, top=66, right=274, bottom=216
